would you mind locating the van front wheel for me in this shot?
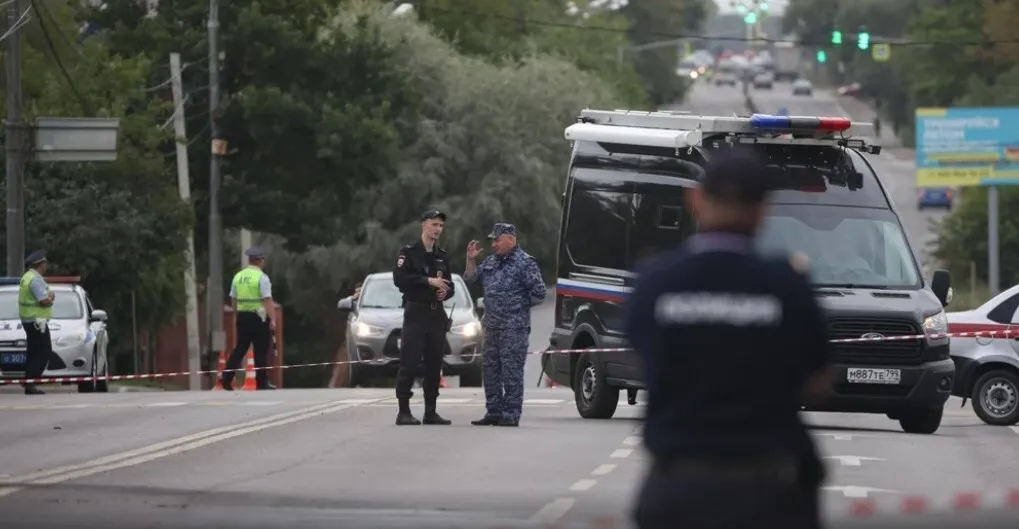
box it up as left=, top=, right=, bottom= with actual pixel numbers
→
left=574, top=353, right=619, bottom=419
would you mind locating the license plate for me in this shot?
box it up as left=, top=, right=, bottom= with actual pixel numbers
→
left=0, top=352, right=26, bottom=365
left=846, top=367, right=901, bottom=385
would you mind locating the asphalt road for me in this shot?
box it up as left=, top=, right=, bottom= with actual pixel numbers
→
left=1, top=86, right=1016, bottom=529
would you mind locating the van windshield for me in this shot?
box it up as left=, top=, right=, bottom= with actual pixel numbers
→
left=756, top=204, right=921, bottom=289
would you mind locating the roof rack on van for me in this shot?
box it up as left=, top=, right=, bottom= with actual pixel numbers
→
left=565, top=109, right=881, bottom=155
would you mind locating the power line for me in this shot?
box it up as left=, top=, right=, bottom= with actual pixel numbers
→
left=28, top=0, right=92, bottom=116
left=422, top=5, right=1019, bottom=48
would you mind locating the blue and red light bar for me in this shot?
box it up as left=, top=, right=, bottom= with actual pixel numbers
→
left=750, top=114, right=853, bottom=132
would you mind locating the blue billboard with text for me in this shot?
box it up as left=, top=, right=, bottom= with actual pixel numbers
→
left=915, top=106, right=1019, bottom=188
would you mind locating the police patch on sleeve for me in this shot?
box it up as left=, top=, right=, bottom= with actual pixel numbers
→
left=396, top=254, right=406, bottom=268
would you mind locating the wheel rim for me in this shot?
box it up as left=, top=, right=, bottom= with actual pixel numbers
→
left=580, top=363, right=597, bottom=404
left=980, top=378, right=1018, bottom=419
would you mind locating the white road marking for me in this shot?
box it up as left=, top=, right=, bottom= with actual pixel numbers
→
left=240, top=401, right=281, bottom=406
left=824, top=485, right=900, bottom=499
left=529, top=498, right=575, bottom=523
left=824, top=455, right=887, bottom=467
left=591, top=464, right=617, bottom=476
left=610, top=448, right=633, bottom=459
left=0, top=399, right=378, bottom=498
left=523, top=399, right=565, bottom=404
left=570, top=479, right=598, bottom=492
left=337, top=398, right=382, bottom=404
left=49, top=404, right=89, bottom=409
left=622, top=436, right=641, bottom=446
left=812, top=432, right=873, bottom=441
left=1010, top=426, right=1019, bottom=436
left=435, top=398, right=472, bottom=404
left=146, top=402, right=186, bottom=407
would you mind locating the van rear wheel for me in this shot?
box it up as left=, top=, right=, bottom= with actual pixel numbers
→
left=573, top=353, right=619, bottom=419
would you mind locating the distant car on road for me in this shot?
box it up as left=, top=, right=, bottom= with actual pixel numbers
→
left=752, top=71, right=774, bottom=90
left=947, top=283, right=1019, bottom=425
left=792, top=78, right=813, bottom=96
left=917, top=187, right=954, bottom=210
left=339, top=271, right=483, bottom=387
left=0, top=276, right=111, bottom=392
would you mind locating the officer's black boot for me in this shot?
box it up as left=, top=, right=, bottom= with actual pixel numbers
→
left=395, top=399, right=421, bottom=426
left=422, top=398, right=451, bottom=425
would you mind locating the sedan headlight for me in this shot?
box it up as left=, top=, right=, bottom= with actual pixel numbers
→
left=55, top=331, right=87, bottom=347
left=922, top=311, right=948, bottom=336
left=352, top=321, right=385, bottom=338
left=451, top=321, right=481, bottom=338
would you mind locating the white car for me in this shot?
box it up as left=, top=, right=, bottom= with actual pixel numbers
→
left=0, top=276, right=111, bottom=392
left=947, top=283, right=1019, bottom=425
left=792, top=78, right=813, bottom=96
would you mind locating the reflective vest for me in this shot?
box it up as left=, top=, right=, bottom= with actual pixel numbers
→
left=18, top=270, right=52, bottom=320
left=232, top=266, right=265, bottom=313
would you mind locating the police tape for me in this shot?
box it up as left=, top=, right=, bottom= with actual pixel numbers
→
left=2, top=327, right=1016, bottom=386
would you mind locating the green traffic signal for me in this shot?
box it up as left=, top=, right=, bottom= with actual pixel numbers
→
left=832, top=31, right=842, bottom=45
left=858, top=31, right=870, bottom=50
left=816, top=50, right=827, bottom=63
left=760, top=2, right=768, bottom=11
left=744, top=12, right=757, bottom=24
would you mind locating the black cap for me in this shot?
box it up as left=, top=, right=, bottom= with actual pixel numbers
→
left=24, top=249, right=47, bottom=266
left=701, top=147, right=774, bottom=206
left=421, top=209, right=447, bottom=222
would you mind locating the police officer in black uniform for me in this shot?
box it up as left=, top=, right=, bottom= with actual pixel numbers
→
left=392, top=209, right=454, bottom=426
left=624, top=148, right=834, bottom=529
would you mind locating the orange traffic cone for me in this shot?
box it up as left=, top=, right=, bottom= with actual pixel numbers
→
left=241, top=351, right=258, bottom=391
left=213, top=351, right=227, bottom=390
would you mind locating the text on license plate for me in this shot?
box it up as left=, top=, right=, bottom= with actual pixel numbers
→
left=0, top=352, right=27, bottom=365
left=846, top=367, right=901, bottom=384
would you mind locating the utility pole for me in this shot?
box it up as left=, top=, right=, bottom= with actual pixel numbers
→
left=5, top=0, right=26, bottom=277
left=207, top=0, right=227, bottom=372
left=169, top=52, right=202, bottom=391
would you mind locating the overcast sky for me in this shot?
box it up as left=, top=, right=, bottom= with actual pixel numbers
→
left=714, top=0, right=788, bottom=16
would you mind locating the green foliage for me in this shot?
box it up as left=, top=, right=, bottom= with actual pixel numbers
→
left=0, top=28, right=192, bottom=348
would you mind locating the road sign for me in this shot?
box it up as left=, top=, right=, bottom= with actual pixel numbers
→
left=872, top=43, right=890, bottom=61
left=915, top=106, right=1019, bottom=296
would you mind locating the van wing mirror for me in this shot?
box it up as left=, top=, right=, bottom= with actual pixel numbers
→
left=931, top=269, right=951, bottom=307
left=90, top=309, right=107, bottom=322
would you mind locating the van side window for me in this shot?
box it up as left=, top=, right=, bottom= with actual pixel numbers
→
left=566, top=188, right=631, bottom=270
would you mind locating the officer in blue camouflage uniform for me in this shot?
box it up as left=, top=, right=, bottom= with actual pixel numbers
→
left=464, top=223, right=546, bottom=427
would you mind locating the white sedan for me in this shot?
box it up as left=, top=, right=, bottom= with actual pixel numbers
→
left=0, top=276, right=111, bottom=392
left=947, top=283, right=1019, bottom=425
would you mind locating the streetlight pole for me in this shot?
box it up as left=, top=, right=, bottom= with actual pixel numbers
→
left=5, top=0, right=26, bottom=277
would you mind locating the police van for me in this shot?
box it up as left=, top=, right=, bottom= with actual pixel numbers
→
left=542, top=109, right=955, bottom=434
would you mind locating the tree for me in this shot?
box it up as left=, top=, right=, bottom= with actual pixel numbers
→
left=0, top=20, right=193, bottom=362
left=259, top=1, right=624, bottom=386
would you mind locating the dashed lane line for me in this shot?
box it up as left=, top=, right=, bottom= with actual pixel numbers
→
left=529, top=498, right=576, bottom=524
left=609, top=448, right=634, bottom=459
left=591, top=464, right=617, bottom=476
left=569, top=479, right=598, bottom=492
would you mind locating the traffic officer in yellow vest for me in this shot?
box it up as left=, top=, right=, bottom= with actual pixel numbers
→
left=19, top=250, right=56, bottom=395
left=220, top=246, right=277, bottom=390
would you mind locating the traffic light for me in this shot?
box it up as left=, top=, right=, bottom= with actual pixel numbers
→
left=736, top=5, right=747, bottom=14
left=816, top=50, right=827, bottom=63
left=832, top=31, right=842, bottom=45
left=744, top=12, right=757, bottom=24
left=858, top=31, right=870, bottom=50
left=760, top=2, right=768, bottom=11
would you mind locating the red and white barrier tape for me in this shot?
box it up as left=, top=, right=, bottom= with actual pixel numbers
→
left=3, top=328, right=1016, bottom=386
left=844, top=488, right=1019, bottom=517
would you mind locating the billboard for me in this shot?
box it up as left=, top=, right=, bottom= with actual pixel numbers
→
left=915, top=106, right=1019, bottom=188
